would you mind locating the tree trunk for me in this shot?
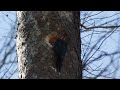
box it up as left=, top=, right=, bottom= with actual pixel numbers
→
left=16, top=11, right=82, bottom=79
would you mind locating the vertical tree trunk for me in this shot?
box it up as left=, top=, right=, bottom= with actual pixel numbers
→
left=16, top=11, right=82, bottom=79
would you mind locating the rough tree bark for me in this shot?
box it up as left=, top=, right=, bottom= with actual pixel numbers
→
left=16, top=11, right=82, bottom=79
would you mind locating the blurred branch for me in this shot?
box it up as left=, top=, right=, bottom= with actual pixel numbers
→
left=80, top=23, right=120, bottom=30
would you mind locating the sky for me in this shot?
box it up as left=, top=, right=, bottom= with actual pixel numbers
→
left=0, top=11, right=18, bottom=79
left=81, top=11, right=120, bottom=79
left=0, top=11, right=120, bottom=79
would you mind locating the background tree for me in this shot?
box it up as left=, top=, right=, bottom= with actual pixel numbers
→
left=81, top=11, right=120, bottom=79
left=0, top=11, right=18, bottom=79
left=16, top=11, right=81, bottom=79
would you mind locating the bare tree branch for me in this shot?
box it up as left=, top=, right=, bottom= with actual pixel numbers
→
left=80, top=23, right=120, bottom=30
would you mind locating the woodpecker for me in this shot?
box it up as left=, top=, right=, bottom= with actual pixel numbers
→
left=53, top=38, right=67, bottom=72
left=45, top=31, right=68, bottom=72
